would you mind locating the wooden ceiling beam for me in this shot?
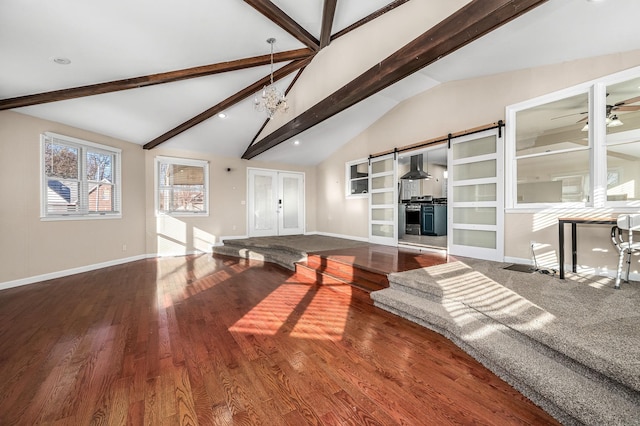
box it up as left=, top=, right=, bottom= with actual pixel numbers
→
left=243, top=0, right=548, bottom=160
left=332, top=0, right=410, bottom=41
left=143, top=57, right=313, bottom=150
left=244, top=0, right=319, bottom=50
left=0, top=49, right=313, bottom=110
left=319, top=0, right=338, bottom=49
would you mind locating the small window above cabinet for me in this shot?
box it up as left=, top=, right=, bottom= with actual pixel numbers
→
left=346, top=158, right=369, bottom=198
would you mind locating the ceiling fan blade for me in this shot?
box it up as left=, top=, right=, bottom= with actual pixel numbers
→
left=614, top=95, right=640, bottom=106
left=576, top=116, right=588, bottom=123
left=551, top=111, right=587, bottom=120
left=613, top=105, right=640, bottom=112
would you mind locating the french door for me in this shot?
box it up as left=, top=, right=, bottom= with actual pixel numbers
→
left=368, top=154, right=398, bottom=245
left=248, top=169, right=304, bottom=237
left=447, top=129, right=504, bottom=261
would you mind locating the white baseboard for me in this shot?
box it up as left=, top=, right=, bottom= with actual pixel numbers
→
left=503, top=256, right=639, bottom=282
left=212, top=235, right=249, bottom=247
left=0, top=254, right=148, bottom=291
left=311, top=231, right=369, bottom=242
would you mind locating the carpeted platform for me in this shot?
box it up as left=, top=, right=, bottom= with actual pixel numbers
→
left=372, top=257, right=640, bottom=426
left=213, top=235, right=370, bottom=270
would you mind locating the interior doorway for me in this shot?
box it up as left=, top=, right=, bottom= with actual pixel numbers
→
left=247, top=168, right=305, bottom=237
left=397, top=145, right=448, bottom=250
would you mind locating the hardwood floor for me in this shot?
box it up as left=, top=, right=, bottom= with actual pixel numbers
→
left=0, top=254, right=559, bottom=425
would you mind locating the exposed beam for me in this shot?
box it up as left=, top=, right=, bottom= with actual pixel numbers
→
left=0, top=49, right=313, bottom=110
left=332, top=0, right=411, bottom=41
left=319, top=0, right=338, bottom=49
left=143, top=57, right=313, bottom=150
left=243, top=0, right=548, bottom=160
left=244, top=0, right=319, bottom=50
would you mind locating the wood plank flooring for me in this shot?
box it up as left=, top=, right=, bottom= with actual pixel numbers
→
left=0, top=254, right=559, bottom=425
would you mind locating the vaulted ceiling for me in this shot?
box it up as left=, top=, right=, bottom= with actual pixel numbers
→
left=2, top=0, right=640, bottom=166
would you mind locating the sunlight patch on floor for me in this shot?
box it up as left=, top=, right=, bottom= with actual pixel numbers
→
left=229, top=283, right=350, bottom=340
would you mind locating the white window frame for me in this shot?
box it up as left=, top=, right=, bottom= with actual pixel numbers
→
left=345, top=158, right=369, bottom=198
left=40, top=132, right=122, bottom=220
left=155, top=156, right=209, bottom=217
left=506, top=64, right=640, bottom=211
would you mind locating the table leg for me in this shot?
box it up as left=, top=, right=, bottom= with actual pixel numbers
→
left=559, top=221, right=565, bottom=279
left=571, top=222, right=577, bottom=273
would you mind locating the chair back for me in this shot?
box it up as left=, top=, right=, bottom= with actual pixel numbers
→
left=617, top=214, right=640, bottom=231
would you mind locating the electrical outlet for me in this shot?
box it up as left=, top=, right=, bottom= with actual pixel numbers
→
left=122, top=244, right=127, bottom=252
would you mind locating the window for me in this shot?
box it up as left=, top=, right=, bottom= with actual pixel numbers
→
left=346, top=158, right=368, bottom=198
left=507, top=65, right=640, bottom=209
left=41, top=132, right=121, bottom=219
left=155, top=156, right=208, bottom=216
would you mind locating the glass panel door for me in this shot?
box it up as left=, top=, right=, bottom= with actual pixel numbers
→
left=248, top=169, right=305, bottom=237
left=248, top=169, right=278, bottom=237
left=278, top=172, right=305, bottom=235
left=369, top=154, right=397, bottom=245
left=447, top=129, right=504, bottom=261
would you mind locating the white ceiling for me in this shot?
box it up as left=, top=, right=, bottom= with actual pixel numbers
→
left=2, top=0, right=640, bottom=166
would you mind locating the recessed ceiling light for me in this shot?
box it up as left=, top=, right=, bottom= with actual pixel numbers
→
left=52, top=57, right=71, bottom=65
left=293, top=140, right=300, bottom=146
left=218, top=112, right=227, bottom=119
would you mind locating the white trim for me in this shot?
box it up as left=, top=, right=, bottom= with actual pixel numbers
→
left=311, top=231, right=369, bottom=243
left=345, top=157, right=369, bottom=199
left=211, top=234, right=249, bottom=247
left=506, top=64, right=640, bottom=210
left=44, top=132, right=122, bottom=154
left=155, top=155, right=209, bottom=217
left=41, top=132, right=122, bottom=219
left=0, top=254, right=148, bottom=291
left=246, top=167, right=306, bottom=237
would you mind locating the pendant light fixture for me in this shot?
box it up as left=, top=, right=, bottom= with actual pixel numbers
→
left=254, top=38, right=288, bottom=119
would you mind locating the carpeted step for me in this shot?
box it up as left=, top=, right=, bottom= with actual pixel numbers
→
left=372, top=288, right=640, bottom=426
left=212, top=243, right=304, bottom=271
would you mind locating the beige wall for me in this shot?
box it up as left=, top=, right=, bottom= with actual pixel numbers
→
left=0, top=111, right=146, bottom=284
left=317, top=49, right=640, bottom=272
left=0, top=111, right=317, bottom=284
left=144, top=147, right=317, bottom=256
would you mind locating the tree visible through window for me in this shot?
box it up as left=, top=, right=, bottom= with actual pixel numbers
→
left=41, top=133, right=121, bottom=218
left=156, top=157, right=208, bottom=215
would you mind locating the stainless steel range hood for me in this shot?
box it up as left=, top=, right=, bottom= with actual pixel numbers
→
left=400, top=154, right=431, bottom=180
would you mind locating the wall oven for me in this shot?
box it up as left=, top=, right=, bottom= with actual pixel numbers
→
left=405, top=204, right=421, bottom=235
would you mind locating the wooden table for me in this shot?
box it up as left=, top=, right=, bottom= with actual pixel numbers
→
left=558, top=217, right=617, bottom=279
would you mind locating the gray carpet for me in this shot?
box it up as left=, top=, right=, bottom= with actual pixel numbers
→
left=213, top=235, right=370, bottom=270
left=372, top=257, right=640, bottom=426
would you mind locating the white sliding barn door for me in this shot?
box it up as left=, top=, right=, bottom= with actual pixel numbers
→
left=447, top=129, right=504, bottom=261
left=368, top=154, right=398, bottom=246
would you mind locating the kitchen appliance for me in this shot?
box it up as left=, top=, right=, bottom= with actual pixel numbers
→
left=405, top=203, right=422, bottom=235
left=399, top=155, right=431, bottom=180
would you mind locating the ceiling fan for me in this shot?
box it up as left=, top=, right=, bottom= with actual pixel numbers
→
left=552, top=95, right=640, bottom=123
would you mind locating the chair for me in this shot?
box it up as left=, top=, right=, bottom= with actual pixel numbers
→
left=611, top=214, right=640, bottom=289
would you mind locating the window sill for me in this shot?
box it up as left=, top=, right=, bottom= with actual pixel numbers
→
left=41, top=214, right=122, bottom=221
